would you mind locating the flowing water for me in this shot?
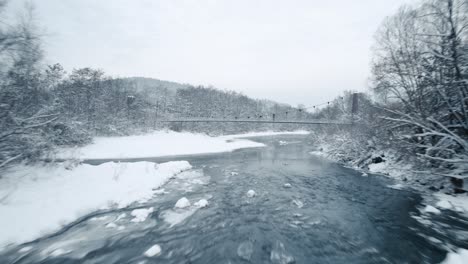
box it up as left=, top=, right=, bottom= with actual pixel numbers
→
left=1, top=135, right=468, bottom=264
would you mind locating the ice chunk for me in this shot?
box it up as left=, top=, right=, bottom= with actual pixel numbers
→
left=194, top=199, right=209, bottom=208
left=175, top=197, right=191, bottom=209
left=283, top=183, right=292, bottom=188
left=436, top=200, right=453, bottom=210
left=18, top=246, right=33, bottom=253
left=144, top=244, right=162, bottom=257
left=237, top=241, right=254, bottom=261
left=131, top=207, right=154, bottom=222
left=270, top=241, right=295, bottom=264
left=50, top=248, right=70, bottom=257
left=116, top=213, right=127, bottom=221
left=292, top=199, right=304, bottom=208
left=247, top=190, right=256, bottom=197
left=161, top=209, right=196, bottom=227
left=387, top=184, right=404, bottom=190
left=106, top=222, right=118, bottom=228
left=423, top=205, right=441, bottom=214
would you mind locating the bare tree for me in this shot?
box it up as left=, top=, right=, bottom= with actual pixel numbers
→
left=372, top=0, right=468, bottom=178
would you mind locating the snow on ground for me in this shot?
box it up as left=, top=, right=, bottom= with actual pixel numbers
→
left=435, top=193, right=468, bottom=214
left=367, top=161, right=413, bottom=180
left=0, top=161, right=191, bottom=249
left=57, top=130, right=309, bottom=160
left=442, top=249, right=468, bottom=264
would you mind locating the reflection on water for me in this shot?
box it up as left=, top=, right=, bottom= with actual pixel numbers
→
left=1, top=135, right=467, bottom=264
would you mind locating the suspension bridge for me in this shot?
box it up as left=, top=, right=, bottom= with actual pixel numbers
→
left=157, top=118, right=353, bottom=125
left=154, top=93, right=360, bottom=126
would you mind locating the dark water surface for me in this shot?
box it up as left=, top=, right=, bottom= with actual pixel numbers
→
left=1, top=135, right=467, bottom=264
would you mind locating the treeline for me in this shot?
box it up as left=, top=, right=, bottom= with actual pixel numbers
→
left=315, top=0, right=468, bottom=181
left=0, top=4, right=311, bottom=169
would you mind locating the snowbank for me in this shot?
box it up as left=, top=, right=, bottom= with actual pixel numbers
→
left=0, top=161, right=191, bottom=249
left=435, top=193, right=468, bottom=213
left=442, top=249, right=468, bottom=264
left=58, top=130, right=310, bottom=160
left=57, top=131, right=262, bottom=160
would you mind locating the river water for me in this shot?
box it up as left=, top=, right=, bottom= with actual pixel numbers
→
left=1, top=135, right=467, bottom=264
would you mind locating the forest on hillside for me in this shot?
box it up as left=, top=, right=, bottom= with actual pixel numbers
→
left=0, top=2, right=315, bottom=169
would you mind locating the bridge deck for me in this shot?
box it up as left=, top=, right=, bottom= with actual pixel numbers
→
left=157, top=119, right=352, bottom=125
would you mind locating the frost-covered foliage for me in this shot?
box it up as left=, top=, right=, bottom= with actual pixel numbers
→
left=0, top=3, right=58, bottom=169
left=371, top=0, right=468, bottom=179
left=312, top=0, right=468, bottom=183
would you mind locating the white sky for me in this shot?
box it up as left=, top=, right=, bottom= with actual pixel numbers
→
left=8, top=0, right=416, bottom=107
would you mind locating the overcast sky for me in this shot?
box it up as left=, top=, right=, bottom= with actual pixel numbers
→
left=8, top=0, right=416, bottom=107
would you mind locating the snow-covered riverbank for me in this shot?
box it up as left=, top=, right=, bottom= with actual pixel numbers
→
left=0, top=130, right=309, bottom=250
left=309, top=135, right=468, bottom=263
left=56, top=130, right=310, bottom=160
left=0, top=161, right=192, bottom=250
left=310, top=141, right=468, bottom=214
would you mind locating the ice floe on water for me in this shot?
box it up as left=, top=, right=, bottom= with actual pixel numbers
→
left=131, top=207, right=154, bottom=223
left=116, top=213, right=127, bottom=221
left=18, top=246, right=32, bottom=253
left=270, top=241, right=295, bottom=264
left=49, top=248, right=70, bottom=257
left=247, top=190, right=256, bottom=197
left=292, top=199, right=304, bottom=208
left=105, top=222, right=118, bottom=228
left=162, top=196, right=211, bottom=227
left=161, top=209, right=197, bottom=228
left=194, top=199, right=209, bottom=208
left=144, top=244, right=162, bottom=257
left=423, top=205, right=441, bottom=215
left=283, top=183, right=292, bottom=188
left=278, top=140, right=301, bottom=146
left=237, top=241, right=254, bottom=261
left=175, top=197, right=191, bottom=209
left=387, top=183, right=405, bottom=190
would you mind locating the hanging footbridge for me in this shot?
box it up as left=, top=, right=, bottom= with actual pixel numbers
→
left=157, top=118, right=354, bottom=125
